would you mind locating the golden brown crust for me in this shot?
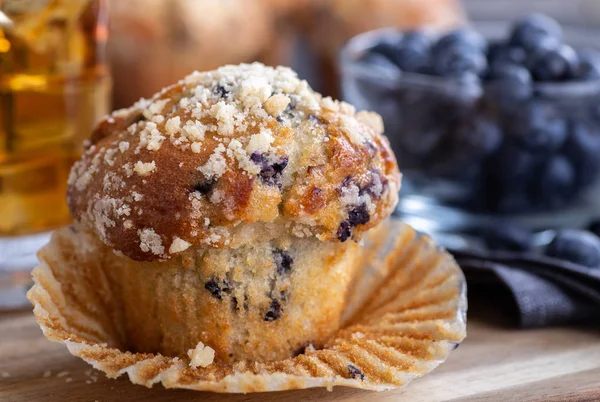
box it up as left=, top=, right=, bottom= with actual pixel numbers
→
left=68, top=64, right=400, bottom=261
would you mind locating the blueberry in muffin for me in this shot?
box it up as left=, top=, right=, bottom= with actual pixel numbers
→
left=66, top=63, right=401, bottom=362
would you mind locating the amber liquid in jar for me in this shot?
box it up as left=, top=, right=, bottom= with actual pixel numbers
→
left=0, top=0, right=110, bottom=236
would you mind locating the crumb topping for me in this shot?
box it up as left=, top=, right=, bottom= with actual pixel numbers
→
left=169, top=236, right=191, bottom=254
left=133, top=161, right=156, bottom=176
left=139, top=228, right=164, bottom=255
left=187, top=342, right=215, bottom=368
left=263, top=93, right=290, bottom=116
left=198, top=143, right=227, bottom=179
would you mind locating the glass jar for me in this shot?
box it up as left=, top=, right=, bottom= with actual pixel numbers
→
left=0, top=0, right=110, bottom=308
left=340, top=27, right=600, bottom=248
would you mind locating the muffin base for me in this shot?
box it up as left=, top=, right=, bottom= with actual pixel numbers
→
left=27, top=219, right=467, bottom=393
left=101, top=233, right=360, bottom=362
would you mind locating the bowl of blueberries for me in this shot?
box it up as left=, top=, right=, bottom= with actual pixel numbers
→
left=340, top=14, right=600, bottom=245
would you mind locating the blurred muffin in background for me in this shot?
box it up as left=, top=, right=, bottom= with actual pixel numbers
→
left=304, top=0, right=466, bottom=95
left=109, top=0, right=274, bottom=108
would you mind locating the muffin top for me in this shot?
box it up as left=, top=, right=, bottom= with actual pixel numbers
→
left=68, top=63, right=400, bottom=261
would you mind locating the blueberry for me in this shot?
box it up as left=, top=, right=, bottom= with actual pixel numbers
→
left=393, top=30, right=433, bottom=72
left=264, top=299, right=282, bottom=321
left=431, top=43, right=487, bottom=78
left=487, top=42, right=527, bottom=66
left=307, top=114, right=325, bottom=124
left=205, top=279, right=230, bottom=300
left=251, top=152, right=289, bottom=186
left=336, top=202, right=370, bottom=243
left=512, top=103, right=567, bottom=153
left=481, top=223, right=532, bottom=252
left=273, top=249, right=293, bottom=275
left=454, top=117, right=503, bottom=157
left=527, top=35, right=563, bottom=61
left=194, top=178, right=217, bottom=195
left=250, top=152, right=263, bottom=164
left=423, top=116, right=500, bottom=182
left=490, top=142, right=539, bottom=182
left=337, top=221, right=352, bottom=242
left=435, top=28, right=488, bottom=52
left=528, top=45, right=579, bottom=81
left=494, top=193, right=534, bottom=214
left=486, top=62, right=532, bottom=100
left=545, top=229, right=600, bottom=268
left=431, top=45, right=487, bottom=77
left=370, top=37, right=401, bottom=61
left=358, top=52, right=401, bottom=74
left=272, top=158, right=289, bottom=173
left=455, top=70, right=483, bottom=90
left=533, top=155, right=575, bottom=208
left=485, top=143, right=541, bottom=213
left=214, top=85, right=229, bottom=98
left=563, top=121, right=600, bottom=188
left=359, top=170, right=387, bottom=199
left=509, top=14, right=563, bottom=50
left=286, top=96, right=297, bottom=111
left=348, top=204, right=370, bottom=227
left=574, top=49, right=600, bottom=80
left=347, top=364, right=365, bottom=380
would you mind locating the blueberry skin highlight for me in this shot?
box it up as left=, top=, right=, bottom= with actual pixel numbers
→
left=509, top=13, right=563, bottom=50
left=435, top=28, right=488, bottom=53
left=430, top=42, right=488, bottom=78
left=528, top=45, right=579, bottom=81
left=512, top=103, right=567, bottom=154
left=393, top=30, right=433, bottom=73
left=545, top=230, right=600, bottom=268
left=487, top=62, right=532, bottom=100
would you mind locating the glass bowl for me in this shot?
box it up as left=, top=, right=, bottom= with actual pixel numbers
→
left=340, top=26, right=600, bottom=246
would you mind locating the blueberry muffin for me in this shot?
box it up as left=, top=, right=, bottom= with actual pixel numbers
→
left=108, top=0, right=274, bottom=108
left=67, top=63, right=400, bottom=362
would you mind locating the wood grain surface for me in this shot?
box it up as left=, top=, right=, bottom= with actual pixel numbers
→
left=1, top=308, right=599, bottom=402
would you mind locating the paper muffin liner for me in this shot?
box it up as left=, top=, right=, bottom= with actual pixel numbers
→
left=27, top=219, right=467, bottom=393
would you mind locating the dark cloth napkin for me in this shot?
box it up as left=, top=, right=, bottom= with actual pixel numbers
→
left=451, top=248, right=600, bottom=328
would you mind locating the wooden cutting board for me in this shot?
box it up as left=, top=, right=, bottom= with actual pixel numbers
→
left=1, top=308, right=599, bottom=402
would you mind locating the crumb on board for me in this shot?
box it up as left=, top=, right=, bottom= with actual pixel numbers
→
left=187, top=342, right=215, bottom=368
